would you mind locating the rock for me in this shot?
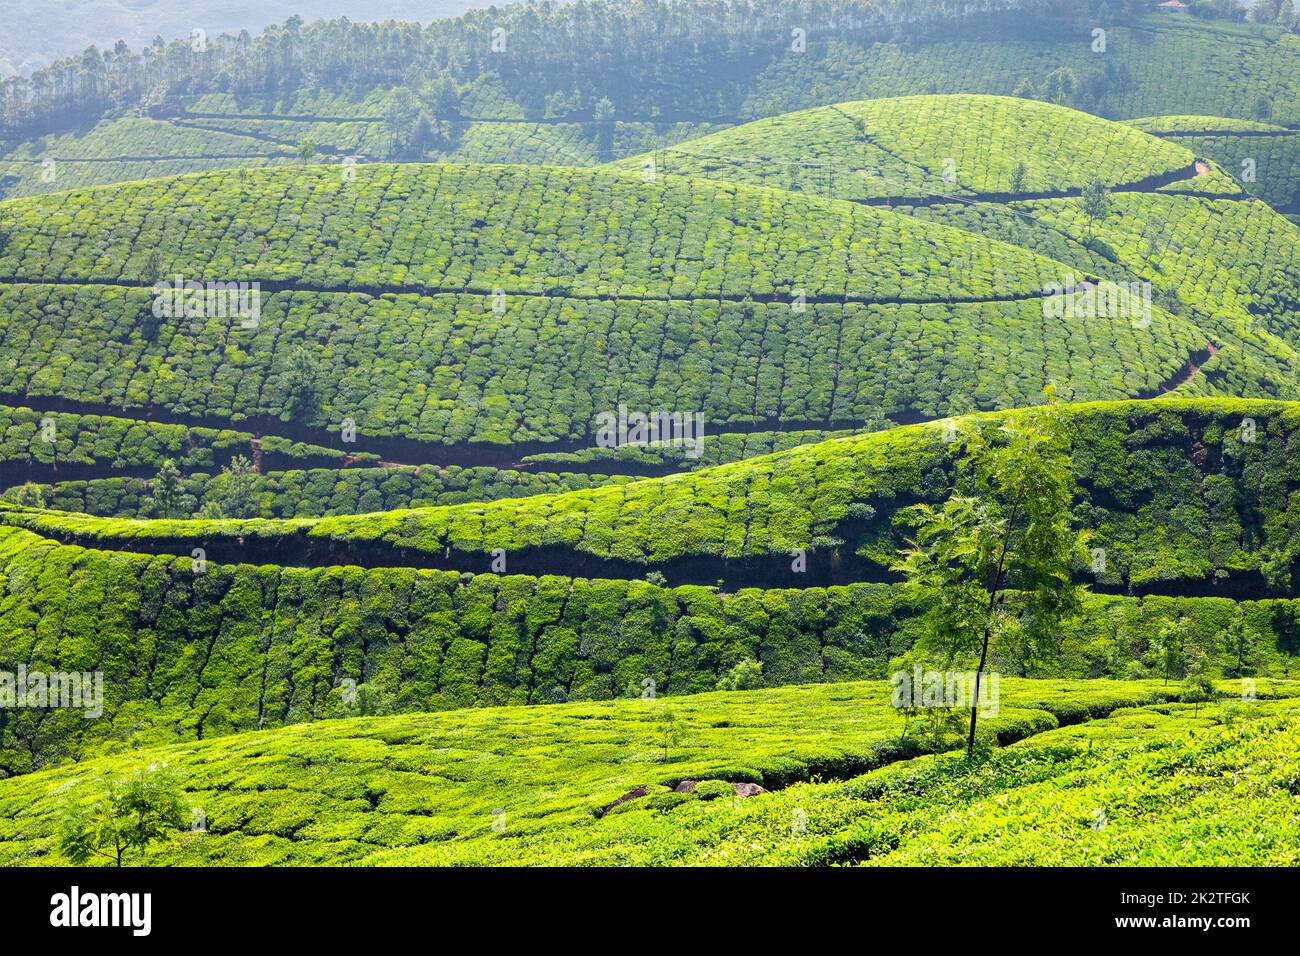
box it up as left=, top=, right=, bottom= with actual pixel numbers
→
left=594, top=785, right=648, bottom=818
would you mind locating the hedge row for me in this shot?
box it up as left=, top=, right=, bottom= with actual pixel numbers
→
left=8, top=399, right=1300, bottom=595
left=25, top=464, right=632, bottom=519
left=1, top=520, right=1297, bottom=776
left=0, top=162, right=1064, bottom=302
left=520, top=426, right=861, bottom=471
left=0, top=404, right=350, bottom=473
left=0, top=284, right=1203, bottom=446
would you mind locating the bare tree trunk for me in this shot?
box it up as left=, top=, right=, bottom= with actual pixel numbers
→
left=968, top=623, right=993, bottom=756
left=969, top=500, right=1019, bottom=756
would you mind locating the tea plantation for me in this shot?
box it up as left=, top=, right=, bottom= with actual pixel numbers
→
left=3, top=2, right=1300, bottom=870
left=1128, top=115, right=1300, bottom=215
left=6, top=399, right=1300, bottom=776
left=0, top=678, right=1296, bottom=865
left=608, top=95, right=1202, bottom=201
left=0, top=154, right=1230, bottom=447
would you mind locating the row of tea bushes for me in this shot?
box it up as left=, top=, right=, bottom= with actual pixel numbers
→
left=1, top=518, right=1297, bottom=776
left=0, top=283, right=1205, bottom=446
left=8, top=399, right=1300, bottom=597
left=26, top=464, right=633, bottom=518
left=0, top=403, right=351, bottom=473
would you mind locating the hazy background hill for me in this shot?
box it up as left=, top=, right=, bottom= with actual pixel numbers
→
left=0, top=0, right=494, bottom=75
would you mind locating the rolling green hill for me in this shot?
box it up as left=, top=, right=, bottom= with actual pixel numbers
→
left=7, top=398, right=1300, bottom=590
left=1126, top=114, right=1300, bottom=215
left=609, top=95, right=1205, bottom=202
left=5, top=399, right=1300, bottom=773
left=0, top=159, right=1227, bottom=450
left=4, top=10, right=1299, bottom=204
left=913, top=193, right=1300, bottom=371
left=1, top=677, right=1297, bottom=865
left=609, top=97, right=1300, bottom=405
left=0, top=162, right=1065, bottom=298
left=4, top=17, right=1300, bottom=874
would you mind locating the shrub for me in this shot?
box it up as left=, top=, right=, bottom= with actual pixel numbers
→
left=716, top=659, right=764, bottom=691
left=693, top=780, right=734, bottom=801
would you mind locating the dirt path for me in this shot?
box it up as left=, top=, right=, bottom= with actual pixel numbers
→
left=6, top=505, right=1284, bottom=600
left=1158, top=343, right=1220, bottom=394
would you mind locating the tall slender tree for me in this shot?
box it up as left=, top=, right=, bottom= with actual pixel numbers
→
left=893, top=390, right=1089, bottom=755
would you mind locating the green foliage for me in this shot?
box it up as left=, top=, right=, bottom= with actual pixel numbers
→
left=58, top=764, right=187, bottom=867
left=200, top=455, right=260, bottom=519
left=1222, top=608, right=1259, bottom=676
left=1153, top=617, right=1191, bottom=683
left=1009, top=161, right=1028, bottom=195
left=658, top=707, right=684, bottom=761
left=0, top=678, right=1292, bottom=866
left=1183, top=652, right=1217, bottom=715
left=1081, top=179, right=1115, bottom=238
left=692, top=779, right=733, bottom=800
left=1043, top=66, right=1078, bottom=105
left=716, top=659, right=764, bottom=691
left=143, top=459, right=187, bottom=520
left=893, top=395, right=1088, bottom=751
left=0, top=481, right=45, bottom=508
left=278, top=344, right=321, bottom=420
